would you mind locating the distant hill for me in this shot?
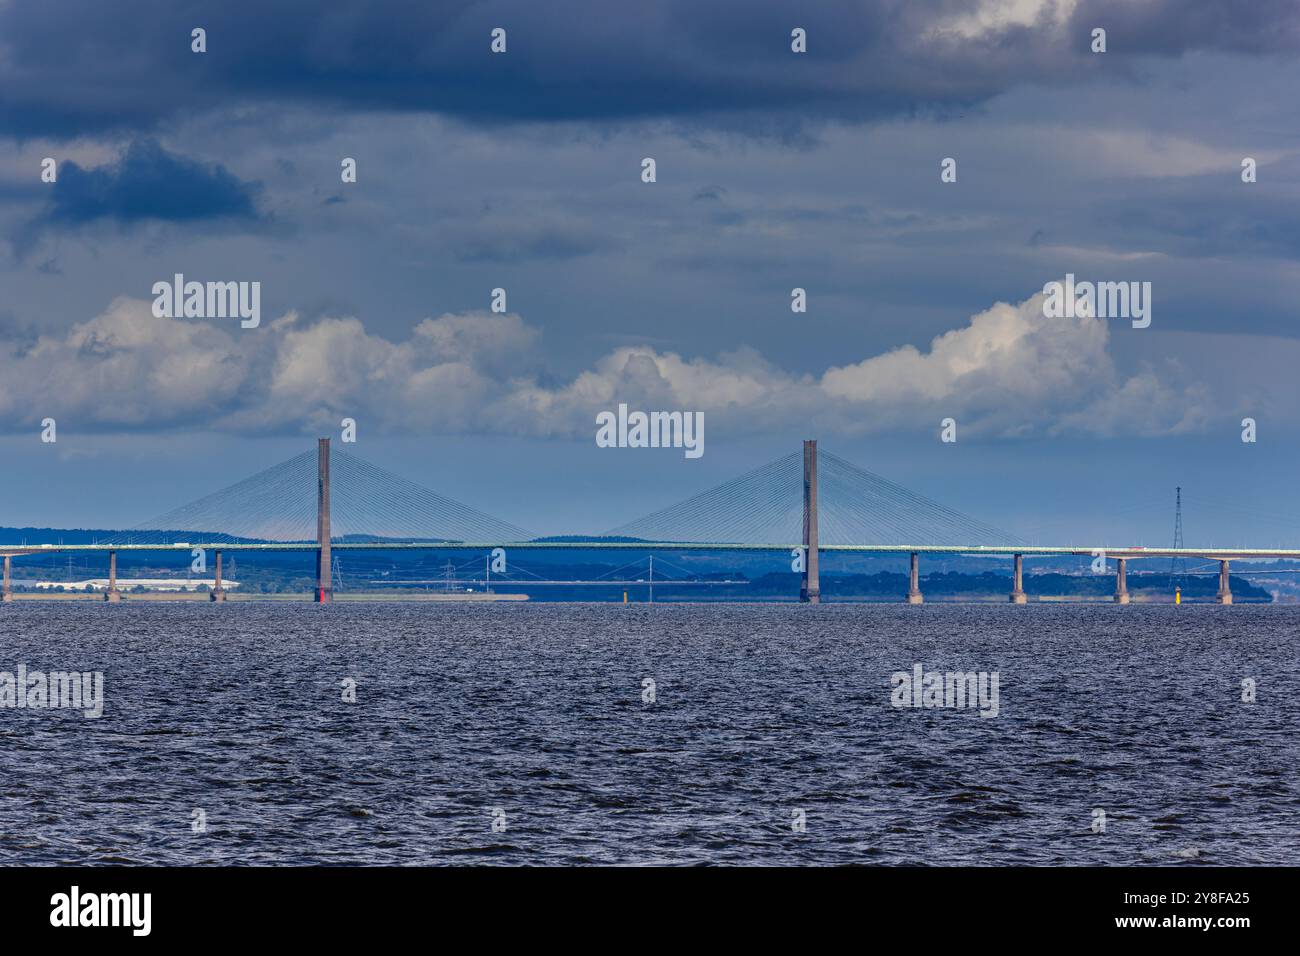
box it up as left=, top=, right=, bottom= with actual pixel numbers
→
left=529, top=535, right=650, bottom=543
left=0, top=528, right=1275, bottom=602
left=1, top=527, right=125, bottom=545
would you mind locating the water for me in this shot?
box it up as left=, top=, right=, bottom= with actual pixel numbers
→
left=1, top=602, right=1296, bottom=866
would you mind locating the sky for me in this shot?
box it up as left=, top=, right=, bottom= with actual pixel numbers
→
left=2, top=0, right=1300, bottom=547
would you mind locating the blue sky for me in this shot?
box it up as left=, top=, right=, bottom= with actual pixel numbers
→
left=2, top=0, right=1300, bottom=546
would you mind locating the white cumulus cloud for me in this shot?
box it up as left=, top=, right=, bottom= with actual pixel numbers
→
left=0, top=290, right=1208, bottom=439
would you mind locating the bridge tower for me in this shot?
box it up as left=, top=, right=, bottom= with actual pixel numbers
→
left=104, top=549, right=121, bottom=602
left=1009, top=553, right=1027, bottom=604
left=800, top=439, right=820, bottom=604
left=1216, top=559, right=1233, bottom=605
left=210, top=550, right=227, bottom=602
left=906, top=552, right=923, bottom=604
left=316, top=438, right=333, bottom=603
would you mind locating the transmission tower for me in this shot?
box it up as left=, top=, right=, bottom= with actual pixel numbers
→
left=1169, top=486, right=1186, bottom=590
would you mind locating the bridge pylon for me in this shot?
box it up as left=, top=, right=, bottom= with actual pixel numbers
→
left=906, top=552, right=923, bottom=604
left=316, top=438, right=333, bottom=603
left=104, top=550, right=121, bottom=602
left=1009, top=553, right=1027, bottom=604
left=799, top=439, right=820, bottom=604
left=1216, top=559, right=1233, bottom=605
left=210, top=549, right=227, bottom=602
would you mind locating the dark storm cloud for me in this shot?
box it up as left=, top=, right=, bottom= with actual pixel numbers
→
left=453, top=223, right=607, bottom=263
left=1, top=1, right=1295, bottom=139
left=41, top=140, right=260, bottom=227
left=1099, top=194, right=1300, bottom=259
left=1066, top=0, right=1300, bottom=56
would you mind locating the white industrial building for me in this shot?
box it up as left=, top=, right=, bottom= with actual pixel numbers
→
left=28, top=579, right=240, bottom=592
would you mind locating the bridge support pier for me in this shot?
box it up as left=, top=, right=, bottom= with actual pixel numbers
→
left=1217, top=559, right=1233, bottom=605
left=1009, top=553, right=1027, bottom=604
left=2, top=555, right=12, bottom=602
left=1114, top=557, right=1130, bottom=604
left=906, top=552, right=923, bottom=604
left=316, top=438, right=333, bottom=604
left=799, top=439, right=820, bottom=604
left=104, top=550, right=121, bottom=602
left=210, top=550, right=227, bottom=602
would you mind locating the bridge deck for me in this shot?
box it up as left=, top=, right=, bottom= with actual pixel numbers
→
left=4, top=542, right=1299, bottom=560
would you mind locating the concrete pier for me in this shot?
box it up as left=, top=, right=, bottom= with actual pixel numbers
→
left=799, top=439, right=820, bottom=604
left=316, top=438, right=333, bottom=603
left=1114, top=557, right=1130, bottom=604
left=1217, top=559, right=1233, bottom=605
left=104, top=549, right=121, bottom=602
left=1009, top=553, right=1027, bottom=604
left=906, top=552, right=923, bottom=604
left=210, top=550, right=227, bottom=602
left=2, top=555, right=11, bottom=602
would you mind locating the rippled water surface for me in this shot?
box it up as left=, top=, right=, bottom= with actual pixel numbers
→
left=1, top=602, right=1297, bottom=865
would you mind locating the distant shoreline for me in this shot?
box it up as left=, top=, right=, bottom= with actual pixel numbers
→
left=0, top=591, right=1271, bottom=604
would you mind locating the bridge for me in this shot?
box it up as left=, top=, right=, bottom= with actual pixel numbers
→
left=2, top=439, right=1292, bottom=604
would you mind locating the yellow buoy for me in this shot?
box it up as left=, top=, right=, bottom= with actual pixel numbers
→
left=1175, top=587, right=1181, bottom=605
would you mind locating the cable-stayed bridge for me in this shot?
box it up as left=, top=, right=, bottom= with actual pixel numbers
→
left=3, top=439, right=1296, bottom=604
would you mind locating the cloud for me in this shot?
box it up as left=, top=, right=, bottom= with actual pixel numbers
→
left=820, top=294, right=1210, bottom=436
left=38, top=139, right=260, bottom=229
left=1, top=1, right=1293, bottom=139
left=453, top=217, right=609, bottom=263
left=0, top=297, right=249, bottom=429
left=1070, top=0, right=1300, bottom=56
left=0, top=290, right=1208, bottom=439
